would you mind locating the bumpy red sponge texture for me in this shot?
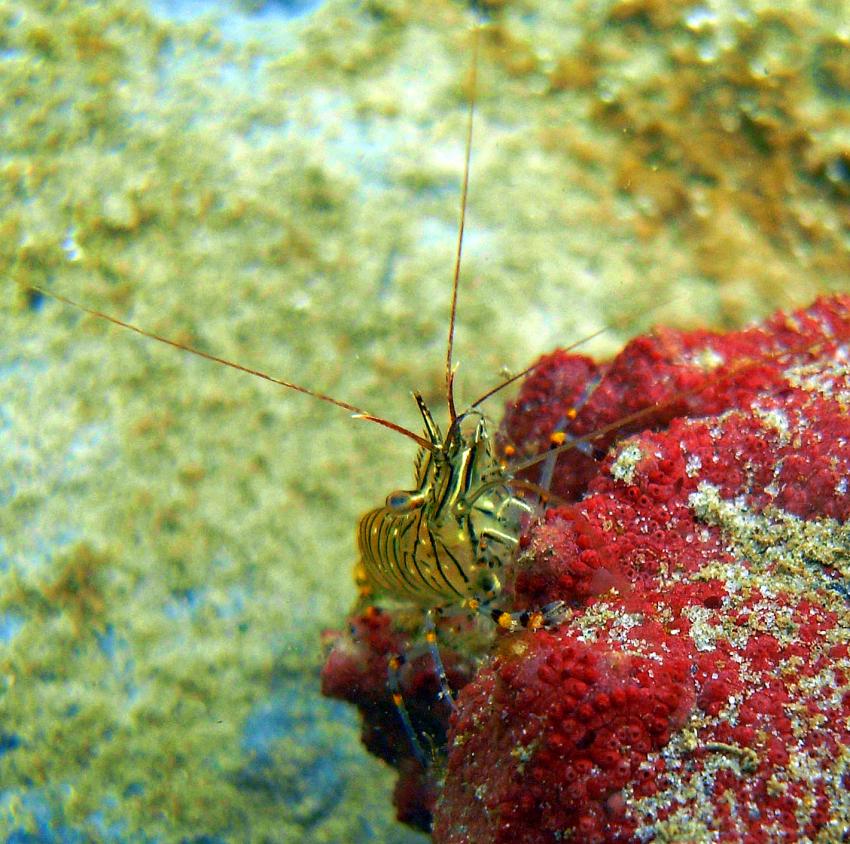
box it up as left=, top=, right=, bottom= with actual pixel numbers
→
left=439, top=630, right=695, bottom=843
left=323, top=296, right=850, bottom=841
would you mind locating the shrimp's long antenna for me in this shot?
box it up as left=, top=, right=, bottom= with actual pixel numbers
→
left=29, top=285, right=436, bottom=451
left=446, top=24, right=481, bottom=425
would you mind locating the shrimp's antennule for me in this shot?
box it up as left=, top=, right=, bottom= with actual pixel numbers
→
left=446, top=24, right=481, bottom=426
left=27, top=284, right=436, bottom=451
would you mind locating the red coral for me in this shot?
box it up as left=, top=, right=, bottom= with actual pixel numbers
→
left=434, top=630, right=696, bottom=843
left=508, top=506, right=623, bottom=609
left=505, top=295, right=850, bottom=508
left=323, top=296, right=850, bottom=840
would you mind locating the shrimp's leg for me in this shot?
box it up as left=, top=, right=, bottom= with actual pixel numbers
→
left=387, top=652, right=428, bottom=767
left=465, top=597, right=570, bottom=633
left=424, top=608, right=457, bottom=714
left=537, top=374, right=602, bottom=496
left=386, top=609, right=457, bottom=768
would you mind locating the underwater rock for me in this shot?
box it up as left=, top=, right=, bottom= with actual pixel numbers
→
left=322, top=295, right=850, bottom=840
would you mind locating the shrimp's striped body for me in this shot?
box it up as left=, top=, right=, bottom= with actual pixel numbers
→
left=356, top=395, right=532, bottom=607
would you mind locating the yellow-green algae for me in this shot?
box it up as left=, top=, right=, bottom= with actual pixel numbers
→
left=1, top=0, right=847, bottom=840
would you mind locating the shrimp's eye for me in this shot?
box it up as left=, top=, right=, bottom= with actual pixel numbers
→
left=476, top=571, right=500, bottom=595
left=386, top=490, right=417, bottom=511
